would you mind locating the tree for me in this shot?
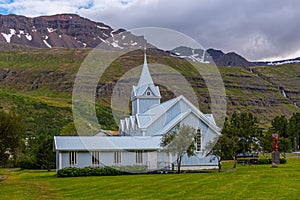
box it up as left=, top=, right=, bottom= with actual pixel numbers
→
left=288, top=113, right=300, bottom=152
left=271, top=115, right=288, bottom=137
left=60, top=122, right=77, bottom=136
left=206, top=134, right=234, bottom=172
left=231, top=112, right=261, bottom=155
left=161, top=124, right=195, bottom=173
left=35, top=134, right=56, bottom=171
left=0, top=110, right=25, bottom=167
left=267, top=115, right=291, bottom=156
left=216, top=117, right=239, bottom=168
left=215, top=112, right=261, bottom=168
left=258, top=130, right=273, bottom=153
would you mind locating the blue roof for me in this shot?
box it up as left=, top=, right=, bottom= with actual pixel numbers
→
left=136, top=97, right=178, bottom=128
left=54, top=136, right=162, bottom=151
left=135, top=95, right=221, bottom=134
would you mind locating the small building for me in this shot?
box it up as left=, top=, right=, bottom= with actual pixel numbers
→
left=54, top=51, right=221, bottom=171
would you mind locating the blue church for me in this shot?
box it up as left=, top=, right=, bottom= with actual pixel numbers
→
left=54, top=52, right=221, bottom=171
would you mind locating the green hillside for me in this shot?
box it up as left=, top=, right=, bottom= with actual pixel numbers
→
left=0, top=46, right=299, bottom=136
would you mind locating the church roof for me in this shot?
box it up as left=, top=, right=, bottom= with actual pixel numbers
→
left=138, top=53, right=154, bottom=87
left=54, top=136, right=162, bottom=151
left=135, top=95, right=220, bottom=134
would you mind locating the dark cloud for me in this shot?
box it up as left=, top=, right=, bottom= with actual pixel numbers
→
left=82, top=0, right=300, bottom=61
left=1, top=0, right=299, bottom=60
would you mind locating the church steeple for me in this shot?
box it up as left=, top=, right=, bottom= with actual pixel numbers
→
left=137, top=50, right=154, bottom=87
left=131, top=49, right=161, bottom=115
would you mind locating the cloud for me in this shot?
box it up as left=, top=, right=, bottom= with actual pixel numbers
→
left=0, top=0, right=94, bottom=16
left=0, top=0, right=300, bottom=61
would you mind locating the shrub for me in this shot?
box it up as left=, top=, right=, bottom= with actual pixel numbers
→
left=56, top=165, right=148, bottom=177
left=280, top=158, right=287, bottom=164
left=114, top=165, right=148, bottom=173
left=258, top=158, right=287, bottom=165
left=258, top=158, right=272, bottom=165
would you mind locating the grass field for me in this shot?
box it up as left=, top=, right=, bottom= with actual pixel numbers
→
left=0, top=158, right=299, bottom=200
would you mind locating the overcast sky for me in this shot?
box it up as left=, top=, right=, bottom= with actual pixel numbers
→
left=0, top=0, right=299, bottom=61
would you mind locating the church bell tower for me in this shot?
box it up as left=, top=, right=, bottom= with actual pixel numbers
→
left=131, top=50, right=161, bottom=115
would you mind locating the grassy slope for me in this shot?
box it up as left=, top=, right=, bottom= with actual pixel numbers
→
left=0, top=158, right=299, bottom=200
left=0, top=47, right=299, bottom=132
left=219, top=65, right=300, bottom=126
left=0, top=48, right=118, bottom=132
left=252, top=64, right=300, bottom=105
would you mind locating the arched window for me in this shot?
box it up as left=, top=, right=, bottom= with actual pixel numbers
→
left=146, top=91, right=151, bottom=96
left=196, top=128, right=201, bottom=151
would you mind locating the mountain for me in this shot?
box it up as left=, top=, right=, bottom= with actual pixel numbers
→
left=1, top=13, right=299, bottom=67
left=0, top=13, right=147, bottom=49
left=0, top=47, right=299, bottom=130
left=170, top=46, right=300, bottom=67
left=0, top=13, right=299, bottom=133
left=206, top=49, right=255, bottom=67
left=170, top=46, right=255, bottom=67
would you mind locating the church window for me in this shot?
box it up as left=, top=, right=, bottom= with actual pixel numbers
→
left=91, top=151, right=100, bottom=165
left=146, top=91, right=151, bottom=96
left=196, top=128, right=201, bottom=151
left=69, top=151, right=77, bottom=165
left=136, top=150, right=143, bottom=164
left=114, top=151, right=122, bottom=164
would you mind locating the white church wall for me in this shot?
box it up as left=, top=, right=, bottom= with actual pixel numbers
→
left=178, top=98, right=192, bottom=113
left=139, top=98, right=160, bottom=113
left=181, top=112, right=200, bottom=129
left=145, top=114, right=166, bottom=136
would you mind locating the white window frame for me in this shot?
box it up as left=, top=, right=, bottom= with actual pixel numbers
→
left=136, top=150, right=143, bottom=164
left=91, top=151, right=100, bottom=165
left=69, top=151, right=78, bottom=165
left=114, top=151, right=122, bottom=165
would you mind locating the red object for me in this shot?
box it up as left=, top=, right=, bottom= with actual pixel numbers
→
left=272, top=134, right=278, bottom=152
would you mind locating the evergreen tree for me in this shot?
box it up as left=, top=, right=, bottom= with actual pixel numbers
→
left=0, top=110, right=25, bottom=167
left=288, top=113, right=300, bottom=152
left=211, top=112, right=261, bottom=168
left=267, top=115, right=291, bottom=156
left=231, top=111, right=261, bottom=154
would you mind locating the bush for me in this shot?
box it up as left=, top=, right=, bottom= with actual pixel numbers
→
left=258, top=158, right=272, bottom=165
left=57, top=165, right=148, bottom=177
left=280, top=158, right=287, bottom=164
left=114, top=165, right=148, bottom=173
left=258, top=158, right=287, bottom=165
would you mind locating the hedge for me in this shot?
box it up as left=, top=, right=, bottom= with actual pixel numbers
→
left=57, top=165, right=148, bottom=177
left=257, top=158, right=287, bottom=165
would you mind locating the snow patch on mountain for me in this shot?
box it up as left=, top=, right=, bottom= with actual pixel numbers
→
left=1, top=29, right=16, bottom=43
left=170, top=47, right=211, bottom=63
left=43, top=39, right=52, bottom=48
left=267, top=59, right=300, bottom=66
left=47, top=28, right=57, bottom=33
left=25, top=33, right=32, bottom=41
left=97, top=25, right=109, bottom=29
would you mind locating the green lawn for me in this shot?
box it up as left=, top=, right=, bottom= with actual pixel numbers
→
left=0, top=168, right=4, bottom=175
left=0, top=159, right=299, bottom=200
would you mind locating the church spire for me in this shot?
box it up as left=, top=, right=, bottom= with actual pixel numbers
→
left=137, top=49, right=154, bottom=87
left=131, top=48, right=161, bottom=115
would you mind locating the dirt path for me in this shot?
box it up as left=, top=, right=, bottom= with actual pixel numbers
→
left=0, top=168, right=21, bottom=183
left=0, top=170, right=8, bottom=182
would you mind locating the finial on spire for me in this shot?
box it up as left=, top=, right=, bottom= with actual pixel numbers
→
left=143, top=44, right=147, bottom=65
